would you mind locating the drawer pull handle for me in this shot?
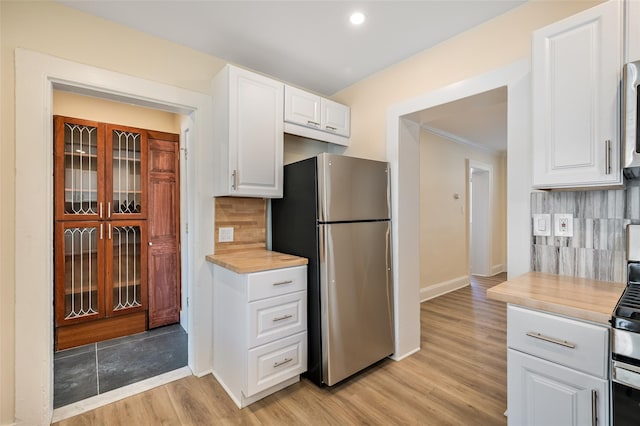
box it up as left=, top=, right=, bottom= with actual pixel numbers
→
left=273, top=314, right=293, bottom=322
left=273, top=357, right=293, bottom=368
left=307, top=120, right=320, bottom=127
left=526, top=332, right=576, bottom=349
left=272, top=280, right=293, bottom=286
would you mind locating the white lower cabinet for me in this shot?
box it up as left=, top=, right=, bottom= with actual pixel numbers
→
left=212, top=264, right=307, bottom=408
left=506, top=305, right=609, bottom=425
left=508, top=350, right=608, bottom=426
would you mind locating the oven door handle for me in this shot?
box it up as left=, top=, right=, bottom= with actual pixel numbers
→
left=613, top=361, right=640, bottom=391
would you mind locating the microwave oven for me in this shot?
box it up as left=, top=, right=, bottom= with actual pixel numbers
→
left=624, top=61, right=640, bottom=170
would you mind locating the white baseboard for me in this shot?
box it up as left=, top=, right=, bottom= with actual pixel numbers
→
left=472, top=264, right=506, bottom=278
left=420, top=275, right=469, bottom=302
left=389, top=346, right=420, bottom=361
left=491, top=264, right=506, bottom=275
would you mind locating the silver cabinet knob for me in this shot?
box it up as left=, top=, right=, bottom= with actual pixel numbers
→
left=148, top=242, right=153, bottom=246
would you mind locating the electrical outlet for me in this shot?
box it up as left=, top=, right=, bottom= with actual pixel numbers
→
left=218, top=227, right=234, bottom=242
left=554, top=214, right=573, bottom=237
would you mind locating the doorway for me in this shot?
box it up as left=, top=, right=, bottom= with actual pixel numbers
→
left=51, top=94, right=187, bottom=408
left=14, top=49, right=214, bottom=425
left=385, top=59, right=531, bottom=359
left=469, top=161, right=493, bottom=277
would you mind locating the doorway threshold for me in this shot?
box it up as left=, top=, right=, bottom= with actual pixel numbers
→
left=52, top=365, right=192, bottom=423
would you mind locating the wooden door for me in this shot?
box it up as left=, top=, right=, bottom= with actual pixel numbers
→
left=147, top=131, right=181, bottom=328
left=54, top=116, right=106, bottom=222
left=105, top=220, right=148, bottom=317
left=54, top=221, right=106, bottom=326
left=105, top=123, right=148, bottom=220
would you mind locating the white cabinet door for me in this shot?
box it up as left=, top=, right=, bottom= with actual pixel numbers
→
left=508, top=349, right=608, bottom=426
left=321, top=98, right=350, bottom=137
left=284, top=85, right=321, bottom=129
left=532, top=0, right=622, bottom=188
left=625, top=0, right=640, bottom=63
left=283, top=84, right=350, bottom=146
left=213, top=65, right=283, bottom=198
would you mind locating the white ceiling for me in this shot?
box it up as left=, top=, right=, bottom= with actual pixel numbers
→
left=56, top=0, right=521, bottom=151
left=419, top=87, right=507, bottom=153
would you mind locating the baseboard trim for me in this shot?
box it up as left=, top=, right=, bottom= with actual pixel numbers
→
left=389, top=346, right=420, bottom=361
left=51, top=366, right=192, bottom=423
left=420, top=275, right=469, bottom=302
left=491, top=264, right=506, bottom=275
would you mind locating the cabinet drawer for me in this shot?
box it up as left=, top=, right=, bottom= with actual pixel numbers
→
left=507, top=305, right=608, bottom=378
left=247, top=266, right=306, bottom=302
left=249, top=291, right=307, bottom=348
left=246, top=332, right=307, bottom=397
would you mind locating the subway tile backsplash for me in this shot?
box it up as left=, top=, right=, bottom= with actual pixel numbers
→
left=530, top=179, right=640, bottom=283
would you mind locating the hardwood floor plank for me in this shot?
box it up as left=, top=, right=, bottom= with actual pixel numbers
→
left=53, top=274, right=508, bottom=425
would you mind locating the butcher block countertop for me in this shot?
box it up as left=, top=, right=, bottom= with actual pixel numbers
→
left=206, top=249, right=308, bottom=274
left=487, top=272, right=626, bottom=325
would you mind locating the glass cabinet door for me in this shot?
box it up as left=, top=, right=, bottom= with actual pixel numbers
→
left=54, top=221, right=105, bottom=326
left=105, top=220, right=147, bottom=316
left=54, top=116, right=105, bottom=221
left=106, top=125, right=147, bottom=220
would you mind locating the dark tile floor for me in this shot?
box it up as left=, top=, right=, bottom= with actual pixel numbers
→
left=54, top=323, right=187, bottom=408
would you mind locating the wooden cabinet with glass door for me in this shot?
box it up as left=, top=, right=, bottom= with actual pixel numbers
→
left=54, top=116, right=150, bottom=350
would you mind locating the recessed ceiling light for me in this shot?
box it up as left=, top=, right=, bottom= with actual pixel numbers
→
left=350, top=12, right=365, bottom=25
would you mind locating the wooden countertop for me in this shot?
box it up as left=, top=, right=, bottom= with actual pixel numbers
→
left=206, top=249, right=308, bottom=274
left=486, top=272, right=626, bottom=325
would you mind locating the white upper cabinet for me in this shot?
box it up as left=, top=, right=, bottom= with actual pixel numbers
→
left=532, top=0, right=622, bottom=189
left=284, top=86, right=322, bottom=130
left=321, top=98, right=350, bottom=137
left=625, top=0, right=640, bottom=63
left=212, top=64, right=284, bottom=198
left=284, top=85, right=350, bottom=145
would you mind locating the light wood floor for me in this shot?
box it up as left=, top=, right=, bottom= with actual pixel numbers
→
left=53, top=274, right=508, bottom=425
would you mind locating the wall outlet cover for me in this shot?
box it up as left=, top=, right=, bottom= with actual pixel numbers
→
left=554, top=214, right=573, bottom=237
left=218, top=227, right=234, bottom=242
left=532, top=214, right=551, bottom=236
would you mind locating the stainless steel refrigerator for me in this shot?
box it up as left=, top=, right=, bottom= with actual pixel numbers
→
left=271, top=153, right=394, bottom=386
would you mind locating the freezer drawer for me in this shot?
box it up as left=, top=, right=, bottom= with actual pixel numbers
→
left=319, top=220, right=394, bottom=385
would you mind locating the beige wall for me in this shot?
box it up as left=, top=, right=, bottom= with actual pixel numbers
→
left=53, top=91, right=181, bottom=133
left=419, top=130, right=506, bottom=289
left=0, top=0, right=602, bottom=423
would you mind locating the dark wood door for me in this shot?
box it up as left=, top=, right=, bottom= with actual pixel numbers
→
left=147, top=131, right=181, bottom=328
left=54, top=116, right=106, bottom=222
left=54, top=220, right=106, bottom=327
left=105, top=123, right=148, bottom=221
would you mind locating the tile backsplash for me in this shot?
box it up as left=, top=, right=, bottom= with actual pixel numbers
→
left=531, top=180, right=640, bottom=283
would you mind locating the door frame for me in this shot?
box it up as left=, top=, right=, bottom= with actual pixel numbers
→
left=385, top=59, right=531, bottom=360
left=468, top=160, right=493, bottom=277
left=14, top=48, right=214, bottom=425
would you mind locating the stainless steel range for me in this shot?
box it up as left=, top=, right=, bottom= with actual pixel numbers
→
left=611, top=225, right=640, bottom=425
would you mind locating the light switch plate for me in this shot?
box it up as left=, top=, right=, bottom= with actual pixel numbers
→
left=554, top=214, right=573, bottom=237
left=218, top=227, right=234, bottom=242
left=532, top=214, right=551, bottom=236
